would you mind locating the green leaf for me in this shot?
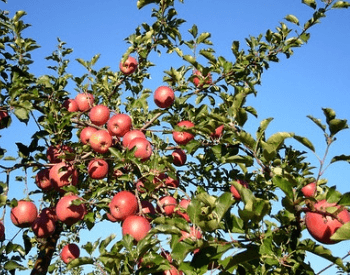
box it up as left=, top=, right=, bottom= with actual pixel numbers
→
left=213, top=192, right=234, bottom=221
left=224, top=246, right=260, bottom=270
left=332, top=1, right=350, bottom=8
left=99, top=234, right=116, bottom=254
left=328, top=118, right=348, bottom=136
left=302, top=0, right=317, bottom=9
left=188, top=24, right=198, bottom=38
left=331, top=154, right=350, bottom=164
left=293, top=135, right=315, bottom=152
left=14, top=107, right=29, bottom=123
left=183, top=55, right=197, bottom=66
left=196, top=32, right=211, bottom=44
left=136, top=0, right=158, bottom=9
left=256, top=117, right=273, bottom=141
left=236, top=130, right=256, bottom=150
left=4, top=260, right=26, bottom=271
left=307, top=115, right=326, bottom=132
left=285, top=14, right=299, bottom=25
left=330, top=222, right=350, bottom=241
left=67, top=257, right=94, bottom=269
left=272, top=176, right=294, bottom=198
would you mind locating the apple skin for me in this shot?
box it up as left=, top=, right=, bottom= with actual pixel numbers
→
left=301, top=182, right=317, bottom=198
left=0, top=221, right=4, bottom=240
left=230, top=179, right=249, bottom=201
left=61, top=243, right=80, bottom=264
left=192, top=70, right=212, bottom=87
left=172, top=121, right=195, bottom=145
left=122, top=130, right=146, bottom=148
left=119, top=56, right=138, bottom=75
left=88, top=159, right=109, bottom=179
left=63, top=99, right=79, bottom=112
left=49, top=162, right=78, bottom=191
left=139, top=200, right=156, bottom=221
left=172, top=149, right=187, bottom=166
left=157, top=196, right=177, bottom=216
left=10, top=200, right=38, bottom=228
left=305, top=199, right=350, bottom=244
left=35, top=168, right=53, bottom=192
left=89, top=130, right=113, bottom=154
left=210, top=125, right=224, bottom=140
left=56, top=195, right=86, bottom=226
left=176, top=199, right=191, bottom=222
left=89, top=105, right=110, bottom=126
left=109, top=191, right=138, bottom=221
left=122, top=215, right=151, bottom=242
left=165, top=176, right=179, bottom=188
left=107, top=114, right=132, bottom=137
left=127, top=137, right=152, bottom=161
left=47, top=144, right=74, bottom=163
left=154, top=86, right=175, bottom=108
left=75, top=92, right=94, bottom=112
left=164, top=266, right=183, bottom=275
left=80, top=126, right=98, bottom=145
left=0, top=111, right=10, bottom=129
left=31, top=212, right=56, bottom=238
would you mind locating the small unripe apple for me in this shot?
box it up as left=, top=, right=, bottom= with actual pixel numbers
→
left=61, top=243, right=80, bottom=264
left=89, top=130, right=113, bottom=153
left=301, top=182, right=317, bottom=198
left=173, top=121, right=195, bottom=145
left=10, top=200, right=38, bottom=228
left=172, top=149, right=187, bottom=166
left=88, top=159, right=109, bottom=179
left=122, top=215, right=151, bottom=242
left=75, top=92, right=94, bottom=112
left=109, top=191, right=138, bottom=221
left=89, top=105, right=110, bottom=126
left=154, top=86, right=175, bottom=108
left=63, top=99, right=79, bottom=112
left=119, top=56, right=138, bottom=75
left=80, top=126, right=98, bottom=145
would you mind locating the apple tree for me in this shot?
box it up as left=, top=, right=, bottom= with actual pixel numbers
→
left=1, top=0, right=350, bottom=274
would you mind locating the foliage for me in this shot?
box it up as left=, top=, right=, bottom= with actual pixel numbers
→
left=0, top=1, right=350, bottom=274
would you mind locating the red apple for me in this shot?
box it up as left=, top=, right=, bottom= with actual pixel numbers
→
left=10, top=200, right=38, bottom=228
left=139, top=200, right=156, bottom=221
left=47, top=144, right=74, bottom=163
left=109, top=191, right=138, bottom=221
left=127, top=137, right=152, bottom=161
left=88, top=159, right=109, bottom=179
left=63, top=99, right=79, bottom=112
left=31, top=212, right=56, bottom=238
left=301, top=182, right=317, bottom=198
left=176, top=199, right=190, bottom=222
left=172, top=121, right=195, bottom=145
left=305, top=199, right=350, bottom=244
left=41, top=207, right=58, bottom=222
left=154, top=86, right=175, bottom=108
left=89, top=105, right=110, bottom=126
left=89, top=130, right=113, bottom=153
left=35, top=168, right=53, bottom=192
left=157, top=196, right=177, bottom=216
left=135, top=180, right=146, bottom=193
left=56, top=195, right=86, bottom=226
left=172, top=149, right=187, bottom=166
left=107, top=114, right=132, bottom=137
left=192, top=70, right=212, bottom=87
left=80, top=126, right=98, bottom=145
left=49, top=162, right=78, bottom=191
left=119, top=56, right=138, bottom=75
left=0, top=221, right=4, bottom=240
left=165, top=176, right=179, bottom=188
left=164, top=266, right=183, bottom=275
left=0, top=111, right=10, bottom=129
left=180, top=226, right=202, bottom=241
left=210, top=125, right=224, bottom=140
left=75, top=92, right=94, bottom=112
left=106, top=212, right=118, bottom=223
left=122, top=215, right=151, bottom=242
left=230, top=179, right=249, bottom=201
left=122, top=129, right=146, bottom=148
left=61, top=243, right=80, bottom=264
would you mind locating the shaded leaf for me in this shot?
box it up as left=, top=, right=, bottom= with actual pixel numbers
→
left=293, top=135, right=315, bottom=152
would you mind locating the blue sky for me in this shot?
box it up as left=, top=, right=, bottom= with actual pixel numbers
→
left=1, top=1, right=350, bottom=274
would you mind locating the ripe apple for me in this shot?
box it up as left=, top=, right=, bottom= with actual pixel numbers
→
left=41, top=207, right=58, bottom=222
left=157, top=196, right=177, bottom=216
left=89, top=130, right=113, bottom=153
left=192, top=70, right=212, bottom=87
left=109, top=191, right=138, bottom=221
left=301, top=182, right=317, bottom=198
left=88, top=159, right=109, bottom=179
left=10, top=200, right=38, bottom=228
left=31, top=212, right=56, bottom=238
left=89, top=105, right=110, bottom=126
left=107, top=114, right=132, bottom=137
left=151, top=169, right=167, bottom=188
left=0, top=221, right=4, bottom=240
left=154, top=86, right=175, bottom=108
left=63, top=99, right=79, bottom=112
left=47, top=144, right=74, bottom=163
left=49, top=162, right=78, bottom=191
left=119, top=56, right=138, bottom=75
left=106, top=212, right=118, bottom=223
left=0, top=111, right=10, bottom=129
left=164, top=265, right=183, bottom=275
left=172, top=121, right=195, bottom=145
left=172, top=149, right=187, bottom=166
left=35, top=168, right=53, bottom=192
left=139, top=200, right=156, bottom=220
left=165, top=176, right=179, bottom=188
left=305, top=199, right=350, bottom=244
left=122, top=215, right=151, bottom=242
left=80, top=126, right=98, bottom=145
left=75, top=92, right=94, bottom=112
left=180, top=226, right=202, bottom=241
left=56, top=195, right=86, bottom=226
left=135, top=180, right=146, bottom=193
left=176, top=199, right=190, bottom=222
left=210, top=125, right=224, bottom=140
left=127, top=137, right=152, bottom=161
left=61, top=243, right=80, bottom=264
left=230, top=179, right=249, bottom=201
left=122, top=129, right=146, bottom=148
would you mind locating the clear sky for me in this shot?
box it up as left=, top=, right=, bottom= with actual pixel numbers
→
left=1, top=1, right=350, bottom=274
